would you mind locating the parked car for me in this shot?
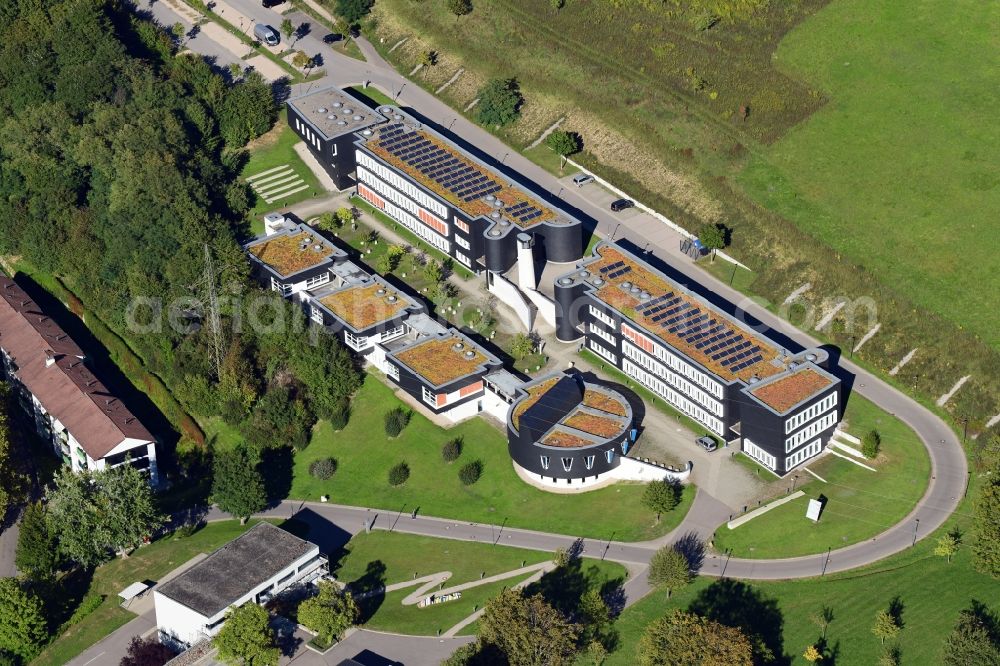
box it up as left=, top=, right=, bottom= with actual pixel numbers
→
left=572, top=173, right=595, bottom=187
left=261, top=0, right=283, bottom=7
left=254, top=23, right=280, bottom=46
left=610, top=198, right=634, bottom=212
left=696, top=435, right=718, bottom=452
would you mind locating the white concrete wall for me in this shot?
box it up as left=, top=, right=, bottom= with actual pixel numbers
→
left=440, top=396, right=482, bottom=423
left=487, top=272, right=534, bottom=331
left=524, top=288, right=557, bottom=328
left=610, top=457, right=690, bottom=483
left=481, top=387, right=512, bottom=423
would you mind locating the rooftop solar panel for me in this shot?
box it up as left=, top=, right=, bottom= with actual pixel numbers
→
left=651, top=313, right=669, bottom=322
left=599, top=261, right=626, bottom=274
left=607, top=266, right=633, bottom=279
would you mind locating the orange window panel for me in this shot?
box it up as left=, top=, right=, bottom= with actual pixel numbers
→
left=459, top=381, right=483, bottom=397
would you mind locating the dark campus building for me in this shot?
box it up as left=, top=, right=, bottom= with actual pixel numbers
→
left=287, top=87, right=584, bottom=278
left=553, top=242, right=842, bottom=476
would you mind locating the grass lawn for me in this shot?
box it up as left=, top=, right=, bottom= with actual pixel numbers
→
left=31, top=521, right=261, bottom=666
left=522, top=144, right=580, bottom=178
left=291, top=374, right=693, bottom=541
left=242, top=110, right=323, bottom=218
left=601, top=467, right=1000, bottom=666
left=714, top=393, right=931, bottom=558
left=348, top=85, right=395, bottom=108
left=739, top=0, right=1000, bottom=346
left=333, top=532, right=627, bottom=637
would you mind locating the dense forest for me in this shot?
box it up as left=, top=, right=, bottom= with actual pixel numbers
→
left=0, top=0, right=360, bottom=484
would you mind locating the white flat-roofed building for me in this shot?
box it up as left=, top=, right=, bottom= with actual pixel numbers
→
left=154, top=523, right=325, bottom=649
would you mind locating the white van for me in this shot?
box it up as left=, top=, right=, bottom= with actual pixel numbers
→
left=254, top=24, right=280, bottom=46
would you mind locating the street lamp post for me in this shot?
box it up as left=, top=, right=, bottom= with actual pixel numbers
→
left=849, top=335, right=856, bottom=359
left=610, top=222, right=621, bottom=242
left=962, top=417, right=969, bottom=443
left=911, top=518, right=920, bottom=546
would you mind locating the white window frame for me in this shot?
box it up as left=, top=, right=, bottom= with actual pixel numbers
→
left=588, top=339, right=617, bottom=364
left=622, top=341, right=723, bottom=417
left=622, top=359, right=724, bottom=435
left=785, top=392, right=838, bottom=434
left=305, top=272, right=329, bottom=290
left=743, top=438, right=776, bottom=470
left=785, top=410, right=838, bottom=451
left=540, top=455, right=549, bottom=470
left=588, top=305, right=615, bottom=328
left=456, top=236, right=470, bottom=250
left=585, top=455, right=595, bottom=470
left=605, top=449, right=614, bottom=464
left=386, top=364, right=400, bottom=381
left=421, top=386, right=437, bottom=407
left=561, top=457, right=573, bottom=472
left=785, top=438, right=823, bottom=470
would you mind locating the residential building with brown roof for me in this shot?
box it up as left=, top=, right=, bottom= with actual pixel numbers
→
left=0, top=276, right=158, bottom=483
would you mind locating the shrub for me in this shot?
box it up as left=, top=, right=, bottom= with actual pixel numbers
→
left=309, top=458, right=338, bottom=480
left=447, top=0, right=472, bottom=17
left=442, top=438, right=463, bottom=462
left=384, top=407, right=411, bottom=437
left=327, top=397, right=350, bottom=431
left=459, top=460, right=482, bottom=486
left=476, top=78, right=522, bottom=127
left=65, top=594, right=105, bottom=627
left=862, top=429, right=881, bottom=458
left=388, top=462, right=410, bottom=486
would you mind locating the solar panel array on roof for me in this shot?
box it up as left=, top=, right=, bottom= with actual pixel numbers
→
left=599, top=261, right=625, bottom=275
left=376, top=128, right=502, bottom=204
left=607, top=266, right=632, bottom=280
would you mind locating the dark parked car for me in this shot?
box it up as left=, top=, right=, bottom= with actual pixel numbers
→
left=610, top=198, right=634, bottom=212
left=696, top=435, right=718, bottom=452
left=261, top=0, right=283, bottom=7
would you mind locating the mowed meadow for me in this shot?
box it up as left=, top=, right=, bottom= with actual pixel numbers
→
left=741, top=0, right=1000, bottom=347
left=367, top=0, right=1000, bottom=430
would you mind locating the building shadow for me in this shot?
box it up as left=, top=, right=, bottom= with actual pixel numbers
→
left=346, top=560, right=387, bottom=624
left=280, top=507, right=352, bottom=555
left=350, top=649, right=403, bottom=666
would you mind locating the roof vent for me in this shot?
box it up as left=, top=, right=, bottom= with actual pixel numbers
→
left=317, top=107, right=328, bottom=113
left=377, top=288, right=386, bottom=295
left=337, top=120, right=348, bottom=126
left=748, top=376, right=760, bottom=384
left=464, top=350, right=476, bottom=358
left=393, top=114, right=403, bottom=120
left=313, top=244, right=323, bottom=251
left=453, top=342, right=464, bottom=350
left=491, top=212, right=501, bottom=219
left=788, top=361, right=798, bottom=370
left=558, top=277, right=573, bottom=286
left=353, top=115, right=363, bottom=121
left=579, top=270, right=590, bottom=278
left=640, top=291, right=651, bottom=300
left=499, top=219, right=510, bottom=227
left=488, top=229, right=502, bottom=237
left=387, top=295, right=397, bottom=303
left=805, top=353, right=817, bottom=362
left=332, top=101, right=343, bottom=108
left=622, top=281, right=632, bottom=289
left=327, top=114, right=337, bottom=120
left=343, top=108, right=353, bottom=114
left=379, top=106, right=391, bottom=113
left=362, top=129, right=372, bottom=136
left=492, top=199, right=503, bottom=208
left=592, top=278, right=604, bottom=286
left=630, top=286, right=640, bottom=294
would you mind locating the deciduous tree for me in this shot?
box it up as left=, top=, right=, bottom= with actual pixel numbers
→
left=647, top=546, right=690, bottom=598
left=941, top=602, right=1000, bottom=666
left=120, top=636, right=176, bottom=666
left=545, top=130, right=579, bottom=167
left=510, top=333, right=535, bottom=360
left=15, top=502, right=59, bottom=580
left=803, top=644, right=823, bottom=662
left=213, top=603, right=279, bottom=666
left=447, top=0, right=473, bottom=17
left=100, top=462, right=164, bottom=557
left=973, top=456, right=1000, bottom=578
left=297, top=581, right=358, bottom=645
left=0, top=391, right=27, bottom=516
left=873, top=609, right=900, bottom=645
left=642, top=478, right=681, bottom=521
left=476, top=78, right=522, bottom=127
left=335, top=0, right=373, bottom=24
left=862, top=429, right=881, bottom=459
left=478, top=589, right=579, bottom=666
left=0, top=578, right=48, bottom=662
left=212, top=447, right=266, bottom=524
left=935, top=532, right=961, bottom=563
left=636, top=610, right=752, bottom=666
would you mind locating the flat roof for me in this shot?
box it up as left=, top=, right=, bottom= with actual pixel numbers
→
left=564, top=243, right=786, bottom=383
left=287, top=87, right=383, bottom=141
left=156, top=523, right=316, bottom=618
left=316, top=282, right=412, bottom=331
left=511, top=373, right=630, bottom=448
left=360, top=107, right=579, bottom=232
left=391, top=332, right=495, bottom=387
left=747, top=366, right=835, bottom=413
left=245, top=224, right=344, bottom=278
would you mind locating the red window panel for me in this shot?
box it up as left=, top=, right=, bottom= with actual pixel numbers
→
left=358, top=184, right=385, bottom=209
left=436, top=393, right=447, bottom=407
left=621, top=324, right=654, bottom=354
left=459, top=380, right=483, bottom=398
left=418, top=208, right=448, bottom=236
left=455, top=219, right=470, bottom=233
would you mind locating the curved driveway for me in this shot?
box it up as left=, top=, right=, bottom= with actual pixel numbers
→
left=169, top=1, right=968, bottom=576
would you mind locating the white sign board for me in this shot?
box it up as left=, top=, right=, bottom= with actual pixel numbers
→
left=806, top=499, right=823, bottom=522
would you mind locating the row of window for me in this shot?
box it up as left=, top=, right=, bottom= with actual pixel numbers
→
left=622, top=341, right=724, bottom=417
left=623, top=359, right=724, bottom=435
left=786, top=391, right=838, bottom=433
left=270, top=277, right=292, bottom=296
left=786, top=410, right=838, bottom=451
left=588, top=339, right=618, bottom=364
left=421, top=386, right=437, bottom=407
left=343, top=330, right=369, bottom=351
left=358, top=165, right=448, bottom=235
left=621, top=323, right=724, bottom=399
left=456, top=236, right=471, bottom=250
left=588, top=322, right=617, bottom=346
left=786, top=438, right=823, bottom=470
left=743, top=439, right=776, bottom=470
left=540, top=452, right=610, bottom=472
left=455, top=219, right=470, bottom=233
left=589, top=305, right=616, bottom=329
left=383, top=200, right=451, bottom=254
left=305, top=272, right=329, bottom=290
left=357, top=152, right=449, bottom=219
left=456, top=251, right=471, bottom=267
left=293, top=118, right=322, bottom=152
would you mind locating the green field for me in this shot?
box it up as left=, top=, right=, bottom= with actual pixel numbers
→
left=290, top=374, right=694, bottom=542
left=332, top=532, right=625, bottom=636
left=31, top=521, right=259, bottom=666
left=739, top=0, right=1000, bottom=346
left=242, top=110, right=323, bottom=218
left=715, top=393, right=931, bottom=558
